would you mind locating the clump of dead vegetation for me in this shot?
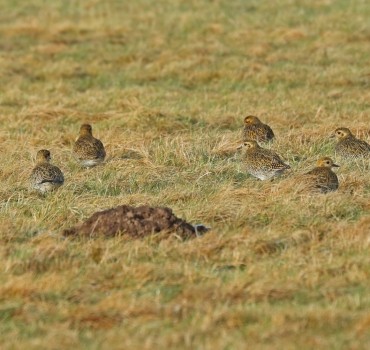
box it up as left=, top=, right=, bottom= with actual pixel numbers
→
left=63, top=205, right=208, bottom=239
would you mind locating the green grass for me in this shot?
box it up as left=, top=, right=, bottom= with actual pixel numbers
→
left=0, top=0, right=370, bottom=349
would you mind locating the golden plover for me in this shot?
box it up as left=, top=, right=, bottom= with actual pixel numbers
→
left=242, top=115, right=275, bottom=143
left=331, top=127, right=370, bottom=159
left=30, top=149, right=64, bottom=194
left=73, top=124, right=106, bottom=167
left=303, top=157, right=339, bottom=193
left=239, top=140, right=290, bottom=180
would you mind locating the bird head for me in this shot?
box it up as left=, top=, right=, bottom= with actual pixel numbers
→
left=36, top=149, right=51, bottom=163
left=80, top=124, right=93, bottom=136
left=331, top=127, right=352, bottom=140
left=244, top=115, right=261, bottom=125
left=316, top=157, right=339, bottom=168
left=237, top=139, right=259, bottom=150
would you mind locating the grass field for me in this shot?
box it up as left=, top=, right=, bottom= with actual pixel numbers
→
left=0, top=0, right=370, bottom=349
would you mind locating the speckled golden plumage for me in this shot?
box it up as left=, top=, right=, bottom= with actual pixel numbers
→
left=73, top=124, right=106, bottom=167
left=304, top=157, right=339, bottom=193
left=240, top=140, right=290, bottom=180
left=30, top=150, right=64, bottom=194
left=242, top=115, right=275, bottom=143
left=332, top=127, right=370, bottom=159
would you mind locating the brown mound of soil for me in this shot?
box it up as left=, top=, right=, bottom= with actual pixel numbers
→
left=63, top=205, right=208, bottom=239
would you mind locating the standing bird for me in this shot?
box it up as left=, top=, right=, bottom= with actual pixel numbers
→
left=30, top=150, right=64, bottom=194
left=242, top=115, right=275, bottom=143
left=239, top=140, right=290, bottom=180
left=303, top=157, right=339, bottom=193
left=331, top=127, right=370, bottom=159
left=73, top=124, right=106, bottom=167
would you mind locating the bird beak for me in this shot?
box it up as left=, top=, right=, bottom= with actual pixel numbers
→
left=237, top=144, right=243, bottom=150
left=332, top=164, right=340, bottom=167
left=329, top=134, right=335, bottom=139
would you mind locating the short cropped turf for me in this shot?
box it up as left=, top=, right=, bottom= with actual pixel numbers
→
left=0, top=0, right=369, bottom=349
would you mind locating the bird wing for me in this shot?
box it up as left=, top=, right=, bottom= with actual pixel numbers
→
left=256, top=150, right=289, bottom=170
left=263, top=124, right=275, bottom=139
left=357, top=139, right=370, bottom=152
left=92, top=138, right=106, bottom=158
left=74, top=137, right=106, bottom=159
left=31, top=165, right=64, bottom=184
left=305, top=168, right=337, bottom=191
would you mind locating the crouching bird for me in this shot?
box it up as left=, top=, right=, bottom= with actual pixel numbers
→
left=30, top=149, right=64, bottom=194
left=303, top=157, right=339, bottom=193
left=73, top=124, right=106, bottom=168
left=239, top=140, right=290, bottom=180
